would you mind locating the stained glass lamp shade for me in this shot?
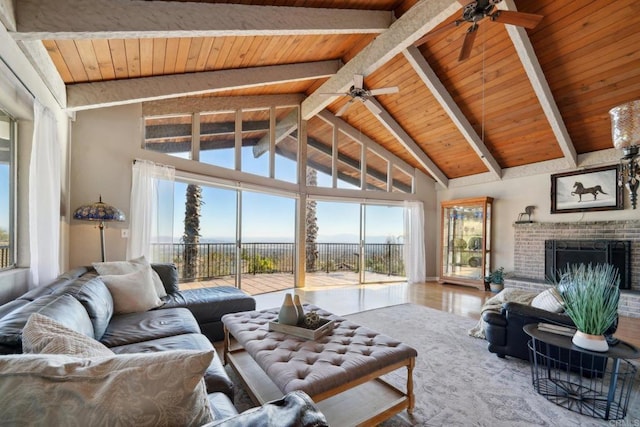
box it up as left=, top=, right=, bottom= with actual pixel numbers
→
left=73, top=196, right=125, bottom=261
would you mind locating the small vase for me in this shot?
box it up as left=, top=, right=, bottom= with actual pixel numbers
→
left=572, top=330, right=609, bottom=352
left=490, top=283, right=504, bottom=293
left=293, top=295, right=305, bottom=326
left=278, top=294, right=298, bottom=326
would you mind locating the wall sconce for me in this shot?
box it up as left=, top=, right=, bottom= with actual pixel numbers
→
left=609, top=100, right=640, bottom=209
left=73, top=196, right=125, bottom=262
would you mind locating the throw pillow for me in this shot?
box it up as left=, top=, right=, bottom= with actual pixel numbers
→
left=0, top=350, right=214, bottom=426
left=531, top=288, right=565, bottom=313
left=100, top=266, right=163, bottom=314
left=93, top=255, right=167, bottom=298
left=22, top=313, right=114, bottom=358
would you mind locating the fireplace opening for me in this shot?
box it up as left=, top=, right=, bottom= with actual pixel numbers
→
left=545, top=240, right=631, bottom=290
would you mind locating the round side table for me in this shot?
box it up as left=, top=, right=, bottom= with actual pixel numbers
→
left=524, top=323, right=639, bottom=421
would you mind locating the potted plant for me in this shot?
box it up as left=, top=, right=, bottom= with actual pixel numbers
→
left=556, top=263, right=620, bottom=352
left=488, top=267, right=504, bottom=293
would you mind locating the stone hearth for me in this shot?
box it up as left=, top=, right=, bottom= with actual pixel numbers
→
left=507, top=220, right=640, bottom=318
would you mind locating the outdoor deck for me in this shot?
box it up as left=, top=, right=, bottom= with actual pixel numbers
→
left=179, top=271, right=405, bottom=295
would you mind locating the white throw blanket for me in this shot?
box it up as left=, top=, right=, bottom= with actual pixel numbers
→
left=468, top=288, right=538, bottom=339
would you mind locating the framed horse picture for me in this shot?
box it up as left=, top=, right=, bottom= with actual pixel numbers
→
left=550, top=165, right=623, bottom=213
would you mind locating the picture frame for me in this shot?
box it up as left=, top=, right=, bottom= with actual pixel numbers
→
left=550, top=165, right=623, bottom=213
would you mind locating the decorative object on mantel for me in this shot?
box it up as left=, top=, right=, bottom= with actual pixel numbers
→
left=515, top=205, right=535, bottom=223
left=609, top=99, right=640, bottom=209
left=73, top=195, right=125, bottom=262
left=550, top=165, right=623, bottom=214
left=556, top=263, right=620, bottom=352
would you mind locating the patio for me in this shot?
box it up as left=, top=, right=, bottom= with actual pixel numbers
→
left=179, top=271, right=405, bottom=295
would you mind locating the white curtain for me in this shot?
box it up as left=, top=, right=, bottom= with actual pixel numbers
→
left=29, top=101, right=61, bottom=286
left=403, top=200, right=425, bottom=284
left=127, top=160, right=175, bottom=260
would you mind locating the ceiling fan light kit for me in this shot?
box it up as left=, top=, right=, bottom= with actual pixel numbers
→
left=414, top=0, right=543, bottom=62
left=322, top=74, right=398, bottom=117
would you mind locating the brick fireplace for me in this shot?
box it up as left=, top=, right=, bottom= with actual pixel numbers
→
left=506, top=220, right=640, bottom=318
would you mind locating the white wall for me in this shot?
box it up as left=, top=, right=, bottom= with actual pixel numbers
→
left=436, top=165, right=638, bottom=276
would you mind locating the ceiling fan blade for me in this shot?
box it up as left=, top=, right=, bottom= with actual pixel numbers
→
left=414, top=20, right=461, bottom=47
left=490, top=10, right=543, bottom=29
left=363, top=99, right=382, bottom=116
left=369, top=86, right=399, bottom=96
left=458, top=25, right=478, bottom=62
left=335, top=100, right=354, bottom=117
left=353, top=74, right=364, bottom=89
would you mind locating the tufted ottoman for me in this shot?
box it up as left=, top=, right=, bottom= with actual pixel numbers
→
left=222, top=304, right=417, bottom=426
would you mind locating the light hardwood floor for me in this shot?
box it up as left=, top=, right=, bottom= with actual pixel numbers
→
left=251, top=281, right=640, bottom=348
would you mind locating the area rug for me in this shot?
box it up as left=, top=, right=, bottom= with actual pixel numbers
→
left=224, top=304, right=639, bottom=426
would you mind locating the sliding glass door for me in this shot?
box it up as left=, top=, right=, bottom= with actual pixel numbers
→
left=362, top=204, right=406, bottom=283
left=306, top=199, right=405, bottom=286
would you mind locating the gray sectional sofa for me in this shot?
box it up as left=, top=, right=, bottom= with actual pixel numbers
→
left=0, top=264, right=328, bottom=425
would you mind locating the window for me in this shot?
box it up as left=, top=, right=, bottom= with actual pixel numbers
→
left=0, top=111, right=15, bottom=270
left=144, top=114, right=192, bottom=159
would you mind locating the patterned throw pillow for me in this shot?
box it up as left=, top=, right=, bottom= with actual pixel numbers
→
left=100, top=266, right=163, bottom=314
left=22, top=313, right=113, bottom=357
left=93, top=255, right=167, bottom=298
left=531, top=288, right=565, bottom=313
left=0, top=350, right=214, bottom=426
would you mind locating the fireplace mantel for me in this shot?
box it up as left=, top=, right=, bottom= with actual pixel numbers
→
left=511, top=220, right=640, bottom=317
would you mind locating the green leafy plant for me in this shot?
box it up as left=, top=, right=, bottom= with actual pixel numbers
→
left=489, top=267, right=504, bottom=284
left=556, top=263, right=620, bottom=335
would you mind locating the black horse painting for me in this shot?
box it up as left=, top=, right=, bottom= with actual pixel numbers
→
left=571, top=182, right=607, bottom=202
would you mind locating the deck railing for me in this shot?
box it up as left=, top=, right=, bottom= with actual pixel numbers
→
left=0, top=245, right=10, bottom=269
left=151, top=242, right=404, bottom=282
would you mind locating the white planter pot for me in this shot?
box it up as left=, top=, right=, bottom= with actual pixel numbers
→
left=572, top=330, right=609, bottom=352
left=489, top=283, right=504, bottom=293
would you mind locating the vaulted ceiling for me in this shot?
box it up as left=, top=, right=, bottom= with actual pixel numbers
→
left=5, top=0, right=640, bottom=187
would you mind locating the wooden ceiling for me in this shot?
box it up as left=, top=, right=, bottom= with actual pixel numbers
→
left=8, top=0, right=640, bottom=185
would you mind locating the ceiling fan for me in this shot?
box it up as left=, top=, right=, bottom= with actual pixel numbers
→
left=321, top=74, right=399, bottom=117
left=414, top=0, right=543, bottom=61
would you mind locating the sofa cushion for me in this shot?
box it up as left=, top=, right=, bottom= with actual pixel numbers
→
left=94, top=256, right=167, bottom=298
left=57, top=275, right=114, bottom=339
left=531, top=288, right=565, bottom=313
left=151, top=262, right=180, bottom=294
left=163, top=286, right=256, bottom=325
left=101, top=267, right=163, bottom=314
left=111, top=332, right=234, bottom=399
left=22, top=313, right=114, bottom=357
left=0, top=294, right=94, bottom=353
left=0, top=350, right=214, bottom=426
left=207, top=393, right=239, bottom=421
left=100, top=307, right=201, bottom=348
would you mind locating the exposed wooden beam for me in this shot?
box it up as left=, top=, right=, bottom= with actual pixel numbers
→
left=499, top=0, right=577, bottom=169
left=253, top=110, right=298, bottom=158
left=316, top=109, right=414, bottom=176
left=302, top=0, right=460, bottom=120
left=0, top=0, right=16, bottom=32
left=367, top=97, right=449, bottom=187
left=67, top=60, right=339, bottom=111
left=143, top=94, right=304, bottom=117
left=11, top=0, right=391, bottom=41
left=403, top=46, right=502, bottom=179
left=16, top=40, right=67, bottom=108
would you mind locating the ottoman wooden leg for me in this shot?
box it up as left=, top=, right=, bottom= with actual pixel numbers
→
left=407, top=357, right=415, bottom=413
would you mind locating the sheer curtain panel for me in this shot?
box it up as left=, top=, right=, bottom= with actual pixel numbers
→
left=29, top=101, right=61, bottom=286
left=403, top=201, right=425, bottom=284
left=127, top=160, right=175, bottom=260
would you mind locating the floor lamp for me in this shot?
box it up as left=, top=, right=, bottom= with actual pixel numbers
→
left=73, top=196, right=126, bottom=262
